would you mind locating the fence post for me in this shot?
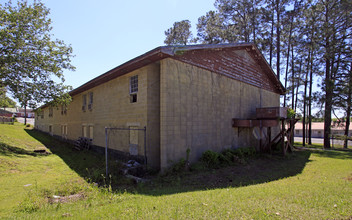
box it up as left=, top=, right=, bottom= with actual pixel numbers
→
left=144, top=126, right=147, bottom=167
left=105, top=127, right=109, bottom=177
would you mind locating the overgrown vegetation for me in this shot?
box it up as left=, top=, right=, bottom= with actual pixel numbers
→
left=1, top=123, right=352, bottom=219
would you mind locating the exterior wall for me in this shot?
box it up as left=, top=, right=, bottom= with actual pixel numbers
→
left=160, top=58, right=280, bottom=170
left=35, top=63, right=161, bottom=169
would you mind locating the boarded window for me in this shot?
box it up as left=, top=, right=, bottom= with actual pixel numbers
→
left=49, top=107, right=53, bottom=117
left=82, top=126, right=87, bottom=137
left=49, top=125, right=53, bottom=135
left=82, top=95, right=87, bottom=112
left=61, top=125, right=67, bottom=138
left=88, top=92, right=93, bottom=110
left=61, top=105, right=67, bottom=115
left=89, top=126, right=94, bottom=139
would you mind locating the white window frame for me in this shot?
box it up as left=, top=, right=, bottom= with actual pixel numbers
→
left=130, top=75, right=138, bottom=94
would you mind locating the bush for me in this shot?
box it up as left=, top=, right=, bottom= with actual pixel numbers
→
left=200, top=150, right=220, bottom=168
left=171, top=158, right=186, bottom=173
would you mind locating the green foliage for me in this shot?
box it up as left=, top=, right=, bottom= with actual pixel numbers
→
left=196, top=10, right=225, bottom=44
left=0, top=87, right=16, bottom=108
left=287, top=108, right=296, bottom=118
left=171, top=158, right=186, bottom=173
left=199, top=147, right=257, bottom=169
left=164, top=20, right=194, bottom=45
left=0, top=0, right=75, bottom=109
left=200, top=150, right=220, bottom=168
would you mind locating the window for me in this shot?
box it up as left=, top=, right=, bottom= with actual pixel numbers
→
left=82, top=126, right=87, bottom=137
left=130, top=75, right=138, bottom=94
left=89, top=126, right=94, bottom=139
left=130, top=94, right=137, bottom=103
left=61, top=125, right=67, bottom=139
left=88, top=92, right=93, bottom=110
left=82, top=95, right=87, bottom=112
left=61, top=105, right=67, bottom=115
left=49, top=125, right=53, bottom=135
left=82, top=125, right=93, bottom=139
left=49, top=107, right=53, bottom=117
left=130, top=75, right=138, bottom=103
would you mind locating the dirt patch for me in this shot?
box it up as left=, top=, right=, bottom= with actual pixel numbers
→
left=47, top=193, right=85, bottom=204
left=34, top=148, right=51, bottom=155
left=344, top=174, right=352, bottom=182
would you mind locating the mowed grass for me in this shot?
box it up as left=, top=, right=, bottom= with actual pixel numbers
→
left=294, top=141, right=351, bottom=150
left=0, top=123, right=352, bottom=219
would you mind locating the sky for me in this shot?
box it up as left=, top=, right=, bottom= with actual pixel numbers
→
left=41, top=0, right=216, bottom=89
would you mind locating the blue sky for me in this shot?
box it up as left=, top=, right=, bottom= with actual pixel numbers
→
left=43, top=0, right=216, bottom=89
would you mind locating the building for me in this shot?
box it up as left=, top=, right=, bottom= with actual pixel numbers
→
left=16, top=108, right=35, bottom=118
left=0, top=109, right=13, bottom=117
left=35, top=43, right=285, bottom=170
left=295, top=122, right=352, bottom=138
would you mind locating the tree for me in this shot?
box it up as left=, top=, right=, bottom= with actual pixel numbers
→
left=215, top=0, right=264, bottom=43
left=0, top=87, right=16, bottom=108
left=0, top=0, right=75, bottom=111
left=316, top=0, right=352, bottom=149
left=164, top=20, right=193, bottom=45
left=196, top=11, right=226, bottom=44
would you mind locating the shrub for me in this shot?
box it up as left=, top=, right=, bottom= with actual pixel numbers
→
left=200, top=150, right=220, bottom=168
left=171, top=158, right=186, bottom=173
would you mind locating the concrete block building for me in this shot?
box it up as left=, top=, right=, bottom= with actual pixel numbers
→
left=35, top=43, right=285, bottom=170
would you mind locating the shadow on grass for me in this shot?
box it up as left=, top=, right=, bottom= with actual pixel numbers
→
left=135, top=150, right=312, bottom=195
left=24, top=129, right=107, bottom=182
left=24, top=129, right=321, bottom=196
left=0, top=142, right=46, bottom=157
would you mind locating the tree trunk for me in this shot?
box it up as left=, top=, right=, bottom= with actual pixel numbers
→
left=344, top=62, right=352, bottom=149
left=324, top=57, right=332, bottom=149
left=270, top=11, right=274, bottom=67
left=284, top=16, right=293, bottom=107
left=295, top=59, right=303, bottom=112
left=302, top=52, right=310, bottom=146
left=308, top=49, right=314, bottom=145
left=276, top=0, right=281, bottom=81
left=24, top=105, right=27, bottom=125
left=291, top=47, right=295, bottom=109
left=323, top=1, right=332, bottom=149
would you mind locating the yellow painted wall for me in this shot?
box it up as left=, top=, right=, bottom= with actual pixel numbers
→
left=35, top=63, right=161, bottom=168
left=160, top=58, right=280, bottom=170
left=35, top=55, right=281, bottom=171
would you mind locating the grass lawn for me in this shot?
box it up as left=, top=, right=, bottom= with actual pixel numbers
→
left=294, top=141, right=351, bottom=150
left=1, top=123, right=352, bottom=219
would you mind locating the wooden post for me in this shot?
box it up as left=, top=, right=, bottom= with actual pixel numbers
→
left=267, top=127, right=272, bottom=153
left=281, top=119, right=286, bottom=156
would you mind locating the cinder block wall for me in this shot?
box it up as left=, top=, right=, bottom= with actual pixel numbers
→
left=160, top=58, right=280, bottom=170
left=35, top=63, right=161, bottom=169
